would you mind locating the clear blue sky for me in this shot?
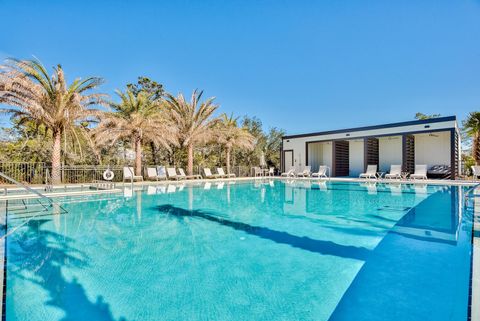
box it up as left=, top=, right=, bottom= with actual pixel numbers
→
left=1, top=0, right=479, bottom=135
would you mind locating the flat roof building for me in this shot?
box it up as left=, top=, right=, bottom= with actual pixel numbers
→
left=281, top=116, right=461, bottom=179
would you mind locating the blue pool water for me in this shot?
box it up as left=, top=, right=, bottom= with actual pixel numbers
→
left=4, top=180, right=474, bottom=321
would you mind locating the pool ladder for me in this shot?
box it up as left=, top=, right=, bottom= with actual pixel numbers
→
left=0, top=171, right=67, bottom=217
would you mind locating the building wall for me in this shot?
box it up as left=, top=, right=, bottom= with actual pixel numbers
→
left=307, top=142, right=333, bottom=172
left=308, top=143, right=322, bottom=171
left=283, top=119, right=457, bottom=172
left=414, top=131, right=451, bottom=167
left=378, top=136, right=403, bottom=172
left=323, top=142, right=333, bottom=172
left=349, top=140, right=364, bottom=176
left=282, top=119, right=459, bottom=177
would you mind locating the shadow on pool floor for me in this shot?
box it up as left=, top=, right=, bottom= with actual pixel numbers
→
left=157, top=204, right=371, bottom=262
left=8, top=219, right=128, bottom=321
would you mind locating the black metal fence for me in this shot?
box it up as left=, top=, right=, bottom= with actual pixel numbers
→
left=0, top=162, right=256, bottom=185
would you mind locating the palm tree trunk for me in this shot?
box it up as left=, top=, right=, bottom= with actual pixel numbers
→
left=474, top=133, right=480, bottom=165
left=187, top=143, right=194, bottom=175
left=51, top=129, right=62, bottom=184
left=135, top=137, right=143, bottom=176
left=150, top=141, right=157, bottom=164
left=226, top=147, right=231, bottom=174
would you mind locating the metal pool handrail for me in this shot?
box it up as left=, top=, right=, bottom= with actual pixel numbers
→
left=464, top=183, right=480, bottom=199
left=0, top=171, right=69, bottom=240
left=0, top=171, right=54, bottom=205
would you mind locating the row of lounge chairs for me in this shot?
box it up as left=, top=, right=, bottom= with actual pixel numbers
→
left=122, top=166, right=236, bottom=182
left=280, top=164, right=429, bottom=180
left=281, top=166, right=329, bottom=178
left=360, top=164, right=428, bottom=180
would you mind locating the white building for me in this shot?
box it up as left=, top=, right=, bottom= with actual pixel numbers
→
left=281, top=116, right=461, bottom=179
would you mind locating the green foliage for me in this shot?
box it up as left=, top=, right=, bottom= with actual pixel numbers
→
left=414, top=112, right=441, bottom=120
left=0, top=67, right=285, bottom=171
left=127, top=76, right=164, bottom=101
left=462, top=154, right=476, bottom=176
left=463, top=111, right=480, bottom=164
left=233, top=116, right=285, bottom=169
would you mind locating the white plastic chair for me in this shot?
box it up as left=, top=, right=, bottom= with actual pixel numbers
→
left=359, top=165, right=377, bottom=179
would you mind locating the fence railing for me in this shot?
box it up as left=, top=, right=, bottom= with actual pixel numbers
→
left=0, top=162, right=47, bottom=185
left=0, top=162, right=259, bottom=185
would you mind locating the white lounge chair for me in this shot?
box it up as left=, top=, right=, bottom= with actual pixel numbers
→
left=123, top=167, right=143, bottom=182
left=385, top=165, right=402, bottom=179
left=297, top=166, right=311, bottom=177
left=167, top=167, right=184, bottom=180
left=217, top=167, right=235, bottom=178
left=156, top=166, right=167, bottom=180
left=472, top=166, right=480, bottom=180
left=203, top=168, right=221, bottom=179
left=410, top=165, right=428, bottom=180
left=312, top=166, right=328, bottom=178
left=267, top=167, right=275, bottom=176
left=359, top=165, right=378, bottom=179
left=281, top=168, right=296, bottom=177
left=178, top=168, right=201, bottom=180
left=146, top=167, right=161, bottom=181
left=253, top=167, right=263, bottom=177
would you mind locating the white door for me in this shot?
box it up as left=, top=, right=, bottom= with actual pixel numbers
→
left=284, top=150, right=294, bottom=172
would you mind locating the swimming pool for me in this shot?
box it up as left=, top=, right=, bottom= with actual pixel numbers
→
left=3, top=180, right=474, bottom=321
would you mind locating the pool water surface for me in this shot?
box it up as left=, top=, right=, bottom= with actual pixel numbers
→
left=4, top=180, right=474, bottom=321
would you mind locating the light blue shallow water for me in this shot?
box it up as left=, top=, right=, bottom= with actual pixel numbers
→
left=4, top=180, right=473, bottom=321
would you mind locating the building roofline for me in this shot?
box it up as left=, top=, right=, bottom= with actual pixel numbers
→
left=282, top=116, right=457, bottom=140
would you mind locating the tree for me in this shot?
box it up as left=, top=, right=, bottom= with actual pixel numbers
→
left=127, top=76, right=164, bottom=101
left=165, top=90, right=219, bottom=175
left=127, top=76, right=166, bottom=163
left=415, top=112, right=441, bottom=120
left=0, top=58, right=106, bottom=183
left=233, top=116, right=284, bottom=170
left=463, top=112, right=480, bottom=165
left=217, top=113, right=255, bottom=174
left=264, top=127, right=285, bottom=168
left=93, top=88, right=177, bottom=175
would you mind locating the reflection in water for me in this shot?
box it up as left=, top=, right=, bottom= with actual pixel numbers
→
left=8, top=219, right=127, bottom=321
left=329, top=186, right=470, bottom=321
left=136, top=190, right=142, bottom=222
left=188, top=186, right=194, bottom=210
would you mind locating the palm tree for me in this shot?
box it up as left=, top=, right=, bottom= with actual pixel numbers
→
left=92, top=89, right=177, bottom=175
left=463, top=112, right=480, bottom=165
left=217, top=113, right=255, bottom=174
left=164, top=90, right=218, bottom=175
left=0, top=58, right=106, bottom=183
